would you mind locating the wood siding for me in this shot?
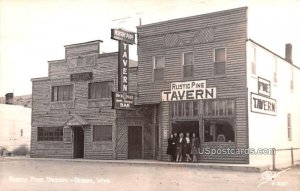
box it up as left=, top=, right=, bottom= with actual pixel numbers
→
left=137, top=7, right=249, bottom=163
left=31, top=40, right=150, bottom=159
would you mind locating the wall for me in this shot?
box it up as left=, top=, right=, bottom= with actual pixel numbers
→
left=247, top=40, right=300, bottom=167
left=137, top=7, right=249, bottom=163
left=31, top=41, right=119, bottom=159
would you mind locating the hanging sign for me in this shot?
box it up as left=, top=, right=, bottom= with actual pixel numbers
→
left=112, top=92, right=134, bottom=109
left=118, top=42, right=129, bottom=92
left=111, top=28, right=135, bottom=45
left=161, top=80, right=216, bottom=101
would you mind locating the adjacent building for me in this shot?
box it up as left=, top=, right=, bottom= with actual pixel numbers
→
left=31, top=7, right=300, bottom=166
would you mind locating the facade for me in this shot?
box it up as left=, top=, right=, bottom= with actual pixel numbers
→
left=136, top=7, right=300, bottom=165
left=31, top=7, right=300, bottom=165
left=30, top=40, right=153, bottom=159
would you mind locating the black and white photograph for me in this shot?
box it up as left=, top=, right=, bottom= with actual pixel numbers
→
left=0, top=0, right=300, bottom=190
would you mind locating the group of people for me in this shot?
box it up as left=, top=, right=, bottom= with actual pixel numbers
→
left=167, top=132, right=200, bottom=162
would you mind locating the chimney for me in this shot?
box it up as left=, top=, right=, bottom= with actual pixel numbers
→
left=285, top=43, right=293, bottom=63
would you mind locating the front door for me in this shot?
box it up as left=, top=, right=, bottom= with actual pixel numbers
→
left=128, top=126, right=142, bottom=159
left=73, top=127, right=84, bottom=158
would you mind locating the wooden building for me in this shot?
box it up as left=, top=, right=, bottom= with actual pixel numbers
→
left=136, top=7, right=300, bottom=164
left=31, top=7, right=300, bottom=165
left=31, top=40, right=153, bottom=159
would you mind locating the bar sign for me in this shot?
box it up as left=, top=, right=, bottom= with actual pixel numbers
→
left=118, top=42, right=129, bottom=92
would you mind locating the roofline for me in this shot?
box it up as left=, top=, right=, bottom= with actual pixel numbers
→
left=248, top=39, right=300, bottom=70
left=64, top=40, right=103, bottom=48
left=137, top=6, right=248, bottom=29
left=31, top=77, right=49, bottom=82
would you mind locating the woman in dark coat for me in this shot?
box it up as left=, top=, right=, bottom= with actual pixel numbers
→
left=172, top=132, right=178, bottom=161
left=167, top=134, right=174, bottom=161
left=191, top=132, right=200, bottom=162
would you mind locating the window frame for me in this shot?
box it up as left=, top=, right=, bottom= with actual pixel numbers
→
left=93, top=125, right=113, bottom=142
left=51, top=84, right=74, bottom=102
left=213, top=47, right=227, bottom=76
left=287, top=113, right=292, bottom=141
left=88, top=81, right=113, bottom=100
left=203, top=99, right=236, bottom=143
left=153, top=56, right=165, bottom=82
left=182, top=52, right=194, bottom=78
left=251, top=46, right=257, bottom=75
left=273, top=57, right=278, bottom=84
left=37, top=127, right=64, bottom=142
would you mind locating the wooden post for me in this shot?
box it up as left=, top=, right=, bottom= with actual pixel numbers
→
left=272, top=148, right=276, bottom=171
left=291, top=147, right=294, bottom=166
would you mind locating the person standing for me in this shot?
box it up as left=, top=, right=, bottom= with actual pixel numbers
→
left=176, top=133, right=185, bottom=162
left=184, top=132, right=192, bottom=162
left=191, top=132, right=200, bottom=162
left=171, top=132, right=178, bottom=161
left=167, top=134, right=174, bottom=161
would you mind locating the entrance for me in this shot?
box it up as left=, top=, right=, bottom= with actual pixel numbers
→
left=172, top=121, right=199, bottom=137
left=73, top=127, right=84, bottom=158
left=128, top=126, right=142, bottom=159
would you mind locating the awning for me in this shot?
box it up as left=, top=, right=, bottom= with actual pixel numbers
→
left=65, top=114, right=89, bottom=127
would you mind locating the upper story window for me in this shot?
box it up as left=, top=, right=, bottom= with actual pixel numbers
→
left=153, top=56, right=165, bottom=81
left=273, top=57, right=277, bottom=83
left=89, top=81, right=113, bottom=99
left=183, top=52, right=194, bottom=78
left=290, top=68, right=294, bottom=91
left=251, top=46, right=257, bottom=75
left=213, top=48, right=226, bottom=75
left=51, top=85, right=74, bottom=102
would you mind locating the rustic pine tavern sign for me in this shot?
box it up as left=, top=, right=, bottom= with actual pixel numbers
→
left=161, top=80, right=217, bottom=101
left=111, top=28, right=135, bottom=109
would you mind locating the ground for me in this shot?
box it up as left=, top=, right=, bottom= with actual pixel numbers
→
left=0, top=158, right=299, bottom=191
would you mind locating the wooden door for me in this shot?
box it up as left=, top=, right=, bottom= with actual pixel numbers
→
left=128, top=126, right=142, bottom=159
left=73, top=127, right=84, bottom=158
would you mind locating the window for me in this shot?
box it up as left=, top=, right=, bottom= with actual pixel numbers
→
left=214, top=48, right=226, bottom=75
left=88, top=81, right=113, bottom=99
left=290, top=68, right=294, bottom=91
left=287, top=114, right=292, bottom=141
left=204, top=99, right=235, bottom=117
left=204, top=99, right=235, bottom=142
left=204, top=119, right=235, bottom=142
left=273, top=58, right=277, bottom=83
left=170, top=101, right=200, bottom=118
left=183, top=52, right=194, bottom=78
left=93, top=125, right=112, bottom=141
left=153, top=56, right=165, bottom=81
left=52, top=85, right=73, bottom=101
left=251, top=47, right=256, bottom=75
left=38, top=127, right=63, bottom=141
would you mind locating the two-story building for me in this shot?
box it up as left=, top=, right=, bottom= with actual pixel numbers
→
left=136, top=7, right=300, bottom=165
left=31, top=7, right=300, bottom=166
left=30, top=40, right=153, bottom=160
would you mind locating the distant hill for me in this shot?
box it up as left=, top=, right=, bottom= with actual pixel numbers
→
left=0, top=94, right=32, bottom=108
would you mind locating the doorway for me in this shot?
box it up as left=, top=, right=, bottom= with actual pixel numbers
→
left=171, top=121, right=199, bottom=137
left=73, top=127, right=84, bottom=158
left=128, top=126, right=142, bottom=159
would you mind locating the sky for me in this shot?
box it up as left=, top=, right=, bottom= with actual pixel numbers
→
left=0, top=0, right=299, bottom=96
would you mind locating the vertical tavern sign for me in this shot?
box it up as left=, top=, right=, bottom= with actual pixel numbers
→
left=111, top=28, right=135, bottom=92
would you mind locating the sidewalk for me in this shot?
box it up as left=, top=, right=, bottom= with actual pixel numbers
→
left=1, top=156, right=271, bottom=173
